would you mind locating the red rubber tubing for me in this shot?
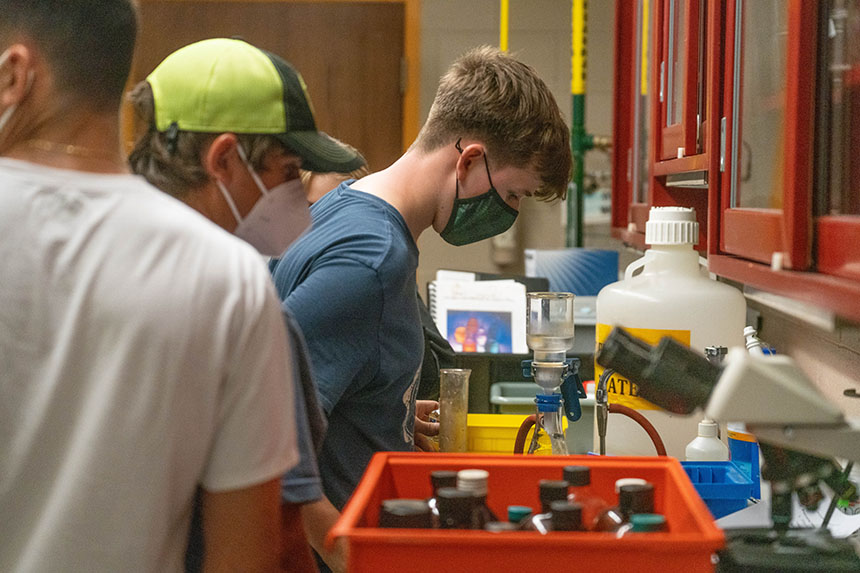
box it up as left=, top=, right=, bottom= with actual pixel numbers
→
left=608, top=403, right=668, bottom=456
left=513, top=414, right=537, bottom=454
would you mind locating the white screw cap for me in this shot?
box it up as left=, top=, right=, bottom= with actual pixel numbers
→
left=457, top=469, right=489, bottom=496
left=697, top=419, right=719, bottom=438
left=645, top=206, right=699, bottom=245
left=614, top=477, right=647, bottom=493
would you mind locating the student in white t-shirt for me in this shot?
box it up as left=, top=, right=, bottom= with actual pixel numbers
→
left=0, top=3, right=299, bottom=571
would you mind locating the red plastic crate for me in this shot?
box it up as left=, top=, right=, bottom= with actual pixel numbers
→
left=328, top=452, right=724, bottom=572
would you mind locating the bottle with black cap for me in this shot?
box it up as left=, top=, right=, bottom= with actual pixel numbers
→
left=549, top=501, right=585, bottom=532
left=593, top=482, right=655, bottom=532
left=563, top=465, right=609, bottom=529
left=378, top=499, right=434, bottom=528
left=522, top=480, right=570, bottom=533
left=436, top=487, right=474, bottom=529
left=456, top=469, right=499, bottom=529
left=427, top=470, right=457, bottom=527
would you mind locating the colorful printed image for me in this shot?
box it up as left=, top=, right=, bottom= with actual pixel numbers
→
left=446, top=310, right=513, bottom=354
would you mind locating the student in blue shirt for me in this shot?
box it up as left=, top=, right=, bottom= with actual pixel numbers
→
left=272, top=45, right=572, bottom=571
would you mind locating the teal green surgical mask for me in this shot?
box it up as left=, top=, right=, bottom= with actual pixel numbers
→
left=440, top=139, right=518, bottom=246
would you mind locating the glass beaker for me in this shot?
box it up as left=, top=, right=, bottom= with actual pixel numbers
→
left=438, top=368, right=470, bottom=452
left=526, top=292, right=575, bottom=364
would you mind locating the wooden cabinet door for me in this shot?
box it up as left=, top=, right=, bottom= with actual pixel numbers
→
left=129, top=1, right=405, bottom=172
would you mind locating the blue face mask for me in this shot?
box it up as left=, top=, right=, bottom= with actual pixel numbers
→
left=440, top=140, right=518, bottom=246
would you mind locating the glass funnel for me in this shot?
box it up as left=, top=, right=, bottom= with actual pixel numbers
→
left=527, top=292, right=575, bottom=389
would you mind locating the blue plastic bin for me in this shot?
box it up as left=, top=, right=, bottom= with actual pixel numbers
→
left=681, top=461, right=754, bottom=519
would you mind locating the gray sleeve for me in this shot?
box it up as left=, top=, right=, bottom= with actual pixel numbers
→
left=280, top=309, right=326, bottom=504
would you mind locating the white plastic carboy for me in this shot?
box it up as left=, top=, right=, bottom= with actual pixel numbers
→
left=595, top=207, right=746, bottom=457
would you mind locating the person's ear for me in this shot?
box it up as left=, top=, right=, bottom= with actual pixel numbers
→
left=454, top=142, right=486, bottom=183
left=203, top=133, right=241, bottom=185
left=0, top=45, right=34, bottom=107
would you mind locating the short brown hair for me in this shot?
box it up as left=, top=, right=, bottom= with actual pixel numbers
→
left=127, top=81, right=286, bottom=198
left=0, top=0, right=137, bottom=111
left=414, top=46, right=571, bottom=201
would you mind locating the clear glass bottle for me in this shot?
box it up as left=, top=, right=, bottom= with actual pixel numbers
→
left=523, top=480, right=570, bottom=533
left=549, top=501, right=585, bottom=532
left=615, top=513, right=668, bottom=537
left=593, top=482, right=655, bottom=532
left=436, top=487, right=474, bottom=529
left=563, top=465, right=610, bottom=529
left=456, top=469, right=498, bottom=529
left=378, top=499, right=434, bottom=528
left=427, top=470, right=457, bottom=527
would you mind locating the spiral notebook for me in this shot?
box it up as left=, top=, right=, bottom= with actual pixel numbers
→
left=427, top=277, right=527, bottom=354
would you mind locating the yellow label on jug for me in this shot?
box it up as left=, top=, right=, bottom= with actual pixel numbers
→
left=595, top=324, right=691, bottom=410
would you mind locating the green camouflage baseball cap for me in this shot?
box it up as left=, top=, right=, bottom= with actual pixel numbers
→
left=146, top=38, right=365, bottom=173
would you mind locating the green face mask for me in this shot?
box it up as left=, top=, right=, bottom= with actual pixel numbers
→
left=440, top=141, right=519, bottom=246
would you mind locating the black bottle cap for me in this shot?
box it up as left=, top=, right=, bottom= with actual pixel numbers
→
left=430, top=470, right=458, bottom=493
left=550, top=501, right=584, bottom=531
left=379, top=499, right=433, bottom=528
left=562, top=465, right=591, bottom=487
left=539, top=479, right=570, bottom=510
left=619, top=482, right=655, bottom=517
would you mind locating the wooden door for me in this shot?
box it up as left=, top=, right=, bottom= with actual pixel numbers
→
left=129, top=1, right=405, bottom=172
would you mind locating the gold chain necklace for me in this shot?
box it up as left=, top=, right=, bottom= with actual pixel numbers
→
left=26, top=139, right=121, bottom=163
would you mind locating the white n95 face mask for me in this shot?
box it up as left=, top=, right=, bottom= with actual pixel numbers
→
left=216, top=144, right=311, bottom=257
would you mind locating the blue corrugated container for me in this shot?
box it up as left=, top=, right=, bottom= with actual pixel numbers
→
left=681, top=461, right=754, bottom=519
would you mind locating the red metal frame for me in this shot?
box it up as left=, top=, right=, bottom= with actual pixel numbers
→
left=611, top=0, right=636, bottom=237
left=720, top=0, right=816, bottom=270
left=610, top=0, right=860, bottom=320
left=705, top=0, right=726, bottom=256
left=658, top=0, right=702, bottom=161
left=815, top=18, right=860, bottom=281
left=710, top=0, right=860, bottom=320
left=612, top=0, right=650, bottom=249
left=816, top=216, right=860, bottom=281
left=708, top=253, right=860, bottom=322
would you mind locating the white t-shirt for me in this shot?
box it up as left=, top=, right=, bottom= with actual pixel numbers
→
left=0, top=158, right=298, bottom=572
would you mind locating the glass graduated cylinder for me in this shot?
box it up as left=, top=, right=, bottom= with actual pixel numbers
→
left=527, top=292, right=575, bottom=363
left=438, top=368, right=470, bottom=452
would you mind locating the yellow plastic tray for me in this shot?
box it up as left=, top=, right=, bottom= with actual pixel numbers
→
left=467, top=413, right=536, bottom=454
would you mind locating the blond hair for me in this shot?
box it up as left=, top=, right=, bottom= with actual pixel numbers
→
left=300, top=164, right=370, bottom=204
left=415, top=46, right=571, bottom=201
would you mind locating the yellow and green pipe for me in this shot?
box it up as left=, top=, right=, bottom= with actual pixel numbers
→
left=569, top=0, right=590, bottom=248
left=500, top=1, right=604, bottom=247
